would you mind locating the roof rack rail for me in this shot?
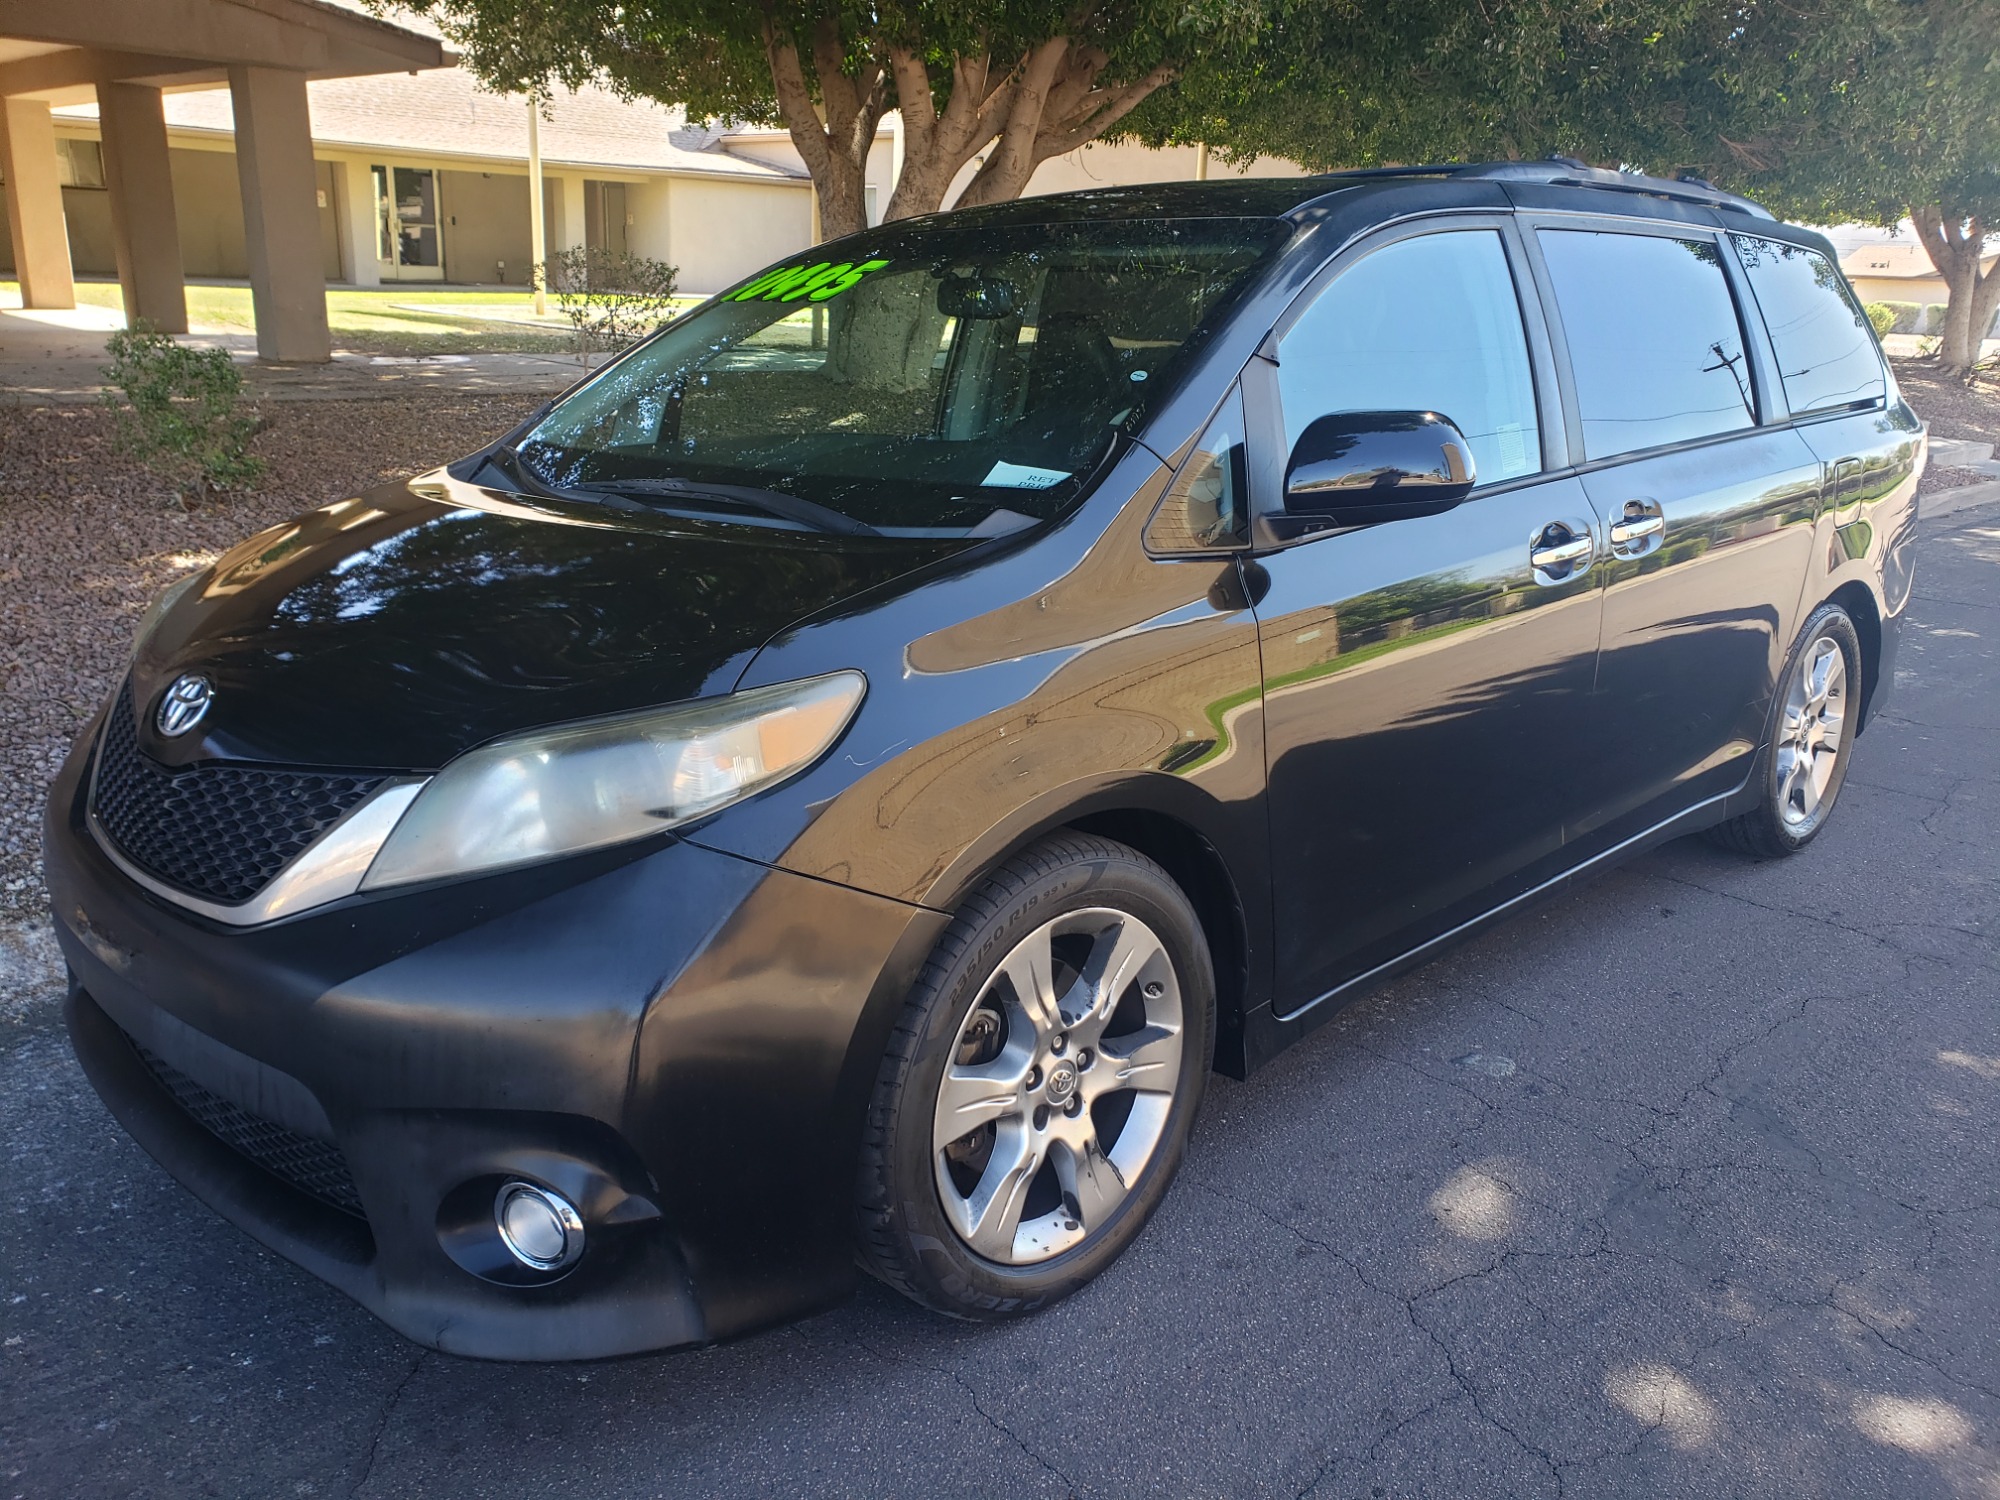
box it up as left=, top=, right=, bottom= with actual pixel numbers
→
left=1457, top=158, right=1775, bottom=220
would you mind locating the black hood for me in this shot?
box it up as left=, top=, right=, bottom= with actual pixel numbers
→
left=128, top=473, right=960, bottom=771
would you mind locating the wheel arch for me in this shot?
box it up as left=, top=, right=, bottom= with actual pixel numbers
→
left=1825, top=579, right=1883, bottom=731
left=915, top=777, right=1266, bottom=1078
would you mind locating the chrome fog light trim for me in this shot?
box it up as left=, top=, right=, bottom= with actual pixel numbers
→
left=495, top=1181, right=585, bottom=1274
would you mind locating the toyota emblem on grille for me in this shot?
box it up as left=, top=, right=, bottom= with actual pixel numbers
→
left=155, top=674, right=214, bottom=737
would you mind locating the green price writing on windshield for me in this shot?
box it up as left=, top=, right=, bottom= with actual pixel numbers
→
left=727, top=258, right=893, bottom=304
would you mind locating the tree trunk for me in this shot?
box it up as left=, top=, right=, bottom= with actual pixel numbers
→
left=760, top=13, right=1178, bottom=235
left=881, top=47, right=1011, bottom=222
left=760, top=11, right=885, bottom=241
left=1911, top=205, right=1998, bottom=375
left=955, top=46, right=1175, bottom=211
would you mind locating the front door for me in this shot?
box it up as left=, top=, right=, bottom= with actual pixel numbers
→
left=1252, top=222, right=1606, bottom=1015
left=373, top=165, right=444, bottom=282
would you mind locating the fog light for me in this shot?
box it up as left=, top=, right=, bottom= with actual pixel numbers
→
left=494, top=1181, right=585, bottom=1273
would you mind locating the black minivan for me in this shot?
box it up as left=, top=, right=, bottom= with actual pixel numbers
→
left=48, top=161, right=1923, bottom=1360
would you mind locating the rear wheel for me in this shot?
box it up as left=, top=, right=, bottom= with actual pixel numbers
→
left=1705, top=602, right=1862, bottom=858
left=856, top=832, right=1213, bottom=1318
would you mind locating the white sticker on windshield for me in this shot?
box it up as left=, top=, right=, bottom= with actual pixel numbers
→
left=981, top=460, right=1071, bottom=490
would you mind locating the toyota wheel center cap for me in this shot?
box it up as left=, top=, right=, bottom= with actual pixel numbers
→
left=1045, top=1061, right=1078, bottom=1104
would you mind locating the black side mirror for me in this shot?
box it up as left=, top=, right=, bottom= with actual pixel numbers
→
left=1283, top=411, right=1476, bottom=527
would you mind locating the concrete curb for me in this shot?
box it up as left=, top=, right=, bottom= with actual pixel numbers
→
left=1921, top=479, right=2000, bottom=529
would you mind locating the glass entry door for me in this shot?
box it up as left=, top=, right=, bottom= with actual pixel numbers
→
left=373, top=166, right=444, bottom=281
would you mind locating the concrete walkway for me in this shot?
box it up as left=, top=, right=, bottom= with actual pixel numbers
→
left=0, top=303, right=610, bottom=404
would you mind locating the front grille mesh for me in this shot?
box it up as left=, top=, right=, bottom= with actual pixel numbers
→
left=126, top=1034, right=366, bottom=1219
left=92, top=685, right=386, bottom=906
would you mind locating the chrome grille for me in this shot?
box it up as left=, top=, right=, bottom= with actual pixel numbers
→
left=92, top=684, right=386, bottom=906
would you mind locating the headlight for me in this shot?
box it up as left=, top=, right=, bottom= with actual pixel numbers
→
left=361, top=671, right=865, bottom=890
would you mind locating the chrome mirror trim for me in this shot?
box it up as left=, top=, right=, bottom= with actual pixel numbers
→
left=88, top=779, right=428, bottom=927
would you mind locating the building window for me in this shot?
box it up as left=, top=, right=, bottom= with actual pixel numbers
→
left=55, top=138, right=105, bottom=189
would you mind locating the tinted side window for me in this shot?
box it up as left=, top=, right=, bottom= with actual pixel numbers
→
left=1539, top=229, right=1755, bottom=460
left=1277, top=230, right=1541, bottom=486
left=1732, top=234, right=1886, bottom=415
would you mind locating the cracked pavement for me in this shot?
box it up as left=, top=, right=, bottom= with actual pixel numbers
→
left=4, top=499, right=1997, bottom=1500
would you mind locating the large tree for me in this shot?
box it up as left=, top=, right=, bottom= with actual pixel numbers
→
left=1139, top=0, right=2000, bottom=375
left=391, top=0, right=1264, bottom=239
left=1667, top=0, right=2000, bottom=375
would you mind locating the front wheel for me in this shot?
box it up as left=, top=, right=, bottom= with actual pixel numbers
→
left=856, top=832, right=1214, bottom=1319
left=1705, top=601, right=1863, bottom=858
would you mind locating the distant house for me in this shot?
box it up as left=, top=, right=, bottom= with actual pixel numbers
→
left=1829, top=224, right=1999, bottom=318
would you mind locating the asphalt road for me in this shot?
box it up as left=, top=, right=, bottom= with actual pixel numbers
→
left=4, top=496, right=1996, bottom=1500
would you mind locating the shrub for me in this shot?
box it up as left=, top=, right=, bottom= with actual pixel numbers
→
left=100, top=323, right=262, bottom=505
left=1922, top=303, right=1948, bottom=335
left=540, top=247, right=679, bottom=361
left=1863, top=302, right=1897, bottom=338
left=1877, top=300, right=1921, bottom=333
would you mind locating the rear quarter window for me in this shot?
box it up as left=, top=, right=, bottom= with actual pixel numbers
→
left=1731, top=235, right=1887, bottom=416
left=1539, top=229, right=1756, bottom=461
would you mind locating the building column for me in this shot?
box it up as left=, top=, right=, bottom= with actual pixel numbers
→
left=97, top=81, right=187, bottom=333
left=227, top=64, right=329, bottom=361
left=335, top=157, right=380, bottom=286
left=557, top=174, right=586, bottom=253
left=0, top=96, right=75, bottom=310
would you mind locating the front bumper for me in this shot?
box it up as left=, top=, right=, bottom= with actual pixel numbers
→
left=45, top=718, right=946, bottom=1361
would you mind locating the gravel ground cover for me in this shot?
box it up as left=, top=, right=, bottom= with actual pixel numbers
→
left=0, top=394, right=537, bottom=918
left=1892, top=357, right=2000, bottom=447
left=1919, top=464, right=1995, bottom=495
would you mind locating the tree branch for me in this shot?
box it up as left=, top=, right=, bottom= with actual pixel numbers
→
left=954, top=36, right=1072, bottom=208
left=760, top=14, right=832, bottom=179
left=1034, top=61, right=1176, bottom=161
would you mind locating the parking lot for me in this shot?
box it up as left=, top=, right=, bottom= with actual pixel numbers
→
left=3, top=494, right=1996, bottom=1500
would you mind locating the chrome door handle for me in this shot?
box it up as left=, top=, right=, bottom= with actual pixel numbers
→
left=1530, top=536, right=1592, bottom=569
left=1608, top=514, right=1663, bottom=547
left=1607, top=498, right=1666, bottom=559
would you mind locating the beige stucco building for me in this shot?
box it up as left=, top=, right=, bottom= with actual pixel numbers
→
left=4, top=68, right=820, bottom=299
left=0, top=0, right=448, bottom=359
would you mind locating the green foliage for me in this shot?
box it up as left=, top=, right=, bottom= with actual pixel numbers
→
left=1923, top=304, right=1949, bottom=336
left=100, top=324, right=262, bottom=505
left=541, top=246, right=680, bottom=360
left=1875, top=301, right=1922, bottom=334
left=1135, top=0, right=2000, bottom=228
left=390, top=0, right=1253, bottom=126
left=1862, top=303, right=1897, bottom=338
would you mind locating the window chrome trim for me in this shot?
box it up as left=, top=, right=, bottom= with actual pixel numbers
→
left=88, top=779, right=427, bottom=927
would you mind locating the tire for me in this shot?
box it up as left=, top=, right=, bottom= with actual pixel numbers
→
left=1705, top=601, right=1863, bottom=859
left=856, top=831, right=1215, bottom=1319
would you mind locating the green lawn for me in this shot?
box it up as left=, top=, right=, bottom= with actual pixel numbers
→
left=5, top=280, right=702, bottom=356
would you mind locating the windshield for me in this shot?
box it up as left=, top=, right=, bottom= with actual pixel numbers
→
left=511, top=217, right=1289, bottom=535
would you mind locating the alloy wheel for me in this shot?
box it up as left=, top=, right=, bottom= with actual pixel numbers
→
left=931, top=907, right=1184, bottom=1266
left=1776, top=635, right=1848, bottom=827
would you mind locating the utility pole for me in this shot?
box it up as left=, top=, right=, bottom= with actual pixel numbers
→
left=528, top=93, right=547, bottom=316
left=1195, top=142, right=1210, bottom=181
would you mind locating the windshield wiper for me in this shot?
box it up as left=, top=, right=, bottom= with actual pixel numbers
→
left=565, top=476, right=881, bottom=537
